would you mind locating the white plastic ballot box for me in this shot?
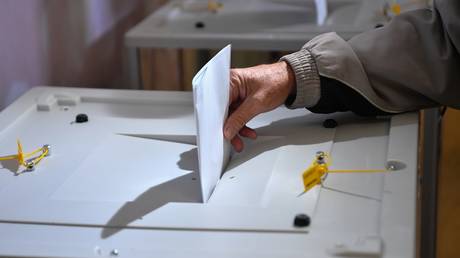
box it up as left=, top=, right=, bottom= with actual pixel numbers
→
left=0, top=86, right=418, bottom=258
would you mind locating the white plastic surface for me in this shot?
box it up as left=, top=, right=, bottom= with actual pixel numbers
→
left=0, top=87, right=419, bottom=258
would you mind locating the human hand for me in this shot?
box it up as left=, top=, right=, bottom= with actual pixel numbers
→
left=223, top=61, right=296, bottom=152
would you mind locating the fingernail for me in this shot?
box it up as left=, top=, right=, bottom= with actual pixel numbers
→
left=224, top=126, right=231, bottom=139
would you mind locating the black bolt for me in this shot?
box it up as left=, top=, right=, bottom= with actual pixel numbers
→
left=374, top=23, right=384, bottom=28
left=195, top=22, right=205, bottom=29
left=294, top=213, right=311, bottom=227
left=323, top=119, right=338, bottom=128
left=75, top=113, right=89, bottom=123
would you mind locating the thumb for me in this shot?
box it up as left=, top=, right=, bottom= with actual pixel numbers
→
left=224, top=98, right=260, bottom=140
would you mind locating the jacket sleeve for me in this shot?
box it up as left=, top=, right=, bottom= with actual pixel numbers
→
left=282, top=0, right=460, bottom=114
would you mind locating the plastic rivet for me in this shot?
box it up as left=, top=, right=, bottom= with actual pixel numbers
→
left=322, top=119, right=338, bottom=128
left=75, top=114, right=89, bottom=123
left=110, top=249, right=119, bottom=256
left=195, top=22, right=205, bottom=29
left=294, top=213, right=311, bottom=227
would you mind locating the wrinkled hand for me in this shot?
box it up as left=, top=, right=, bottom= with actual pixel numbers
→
left=223, top=61, right=296, bottom=152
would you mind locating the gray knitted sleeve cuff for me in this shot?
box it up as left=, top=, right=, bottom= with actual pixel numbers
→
left=280, top=49, right=321, bottom=109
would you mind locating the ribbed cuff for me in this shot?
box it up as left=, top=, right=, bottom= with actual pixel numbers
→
left=280, top=49, right=320, bottom=109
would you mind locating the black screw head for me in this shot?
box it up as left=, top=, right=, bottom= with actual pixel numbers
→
left=195, top=21, right=205, bottom=29
left=294, top=213, right=311, bottom=227
left=323, top=119, right=338, bottom=128
left=75, top=113, right=89, bottom=123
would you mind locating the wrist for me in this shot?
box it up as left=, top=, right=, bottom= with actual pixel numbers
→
left=280, top=49, right=321, bottom=109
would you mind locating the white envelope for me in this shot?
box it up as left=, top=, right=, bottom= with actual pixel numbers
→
left=192, top=45, right=232, bottom=202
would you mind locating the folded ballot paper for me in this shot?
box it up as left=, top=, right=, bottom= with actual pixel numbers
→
left=192, top=45, right=232, bottom=202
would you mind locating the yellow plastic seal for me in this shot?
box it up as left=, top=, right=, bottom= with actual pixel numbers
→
left=300, top=152, right=387, bottom=194
left=301, top=152, right=329, bottom=193
left=391, top=3, right=401, bottom=15
left=0, top=140, right=49, bottom=171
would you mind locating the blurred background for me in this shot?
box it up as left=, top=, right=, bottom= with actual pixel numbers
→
left=0, top=0, right=162, bottom=110
left=0, top=0, right=284, bottom=110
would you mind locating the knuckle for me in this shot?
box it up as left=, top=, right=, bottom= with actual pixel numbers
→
left=232, top=114, right=247, bottom=128
left=252, top=94, right=266, bottom=107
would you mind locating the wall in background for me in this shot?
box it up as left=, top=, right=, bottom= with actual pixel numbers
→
left=0, top=0, right=165, bottom=110
left=0, top=0, right=48, bottom=110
